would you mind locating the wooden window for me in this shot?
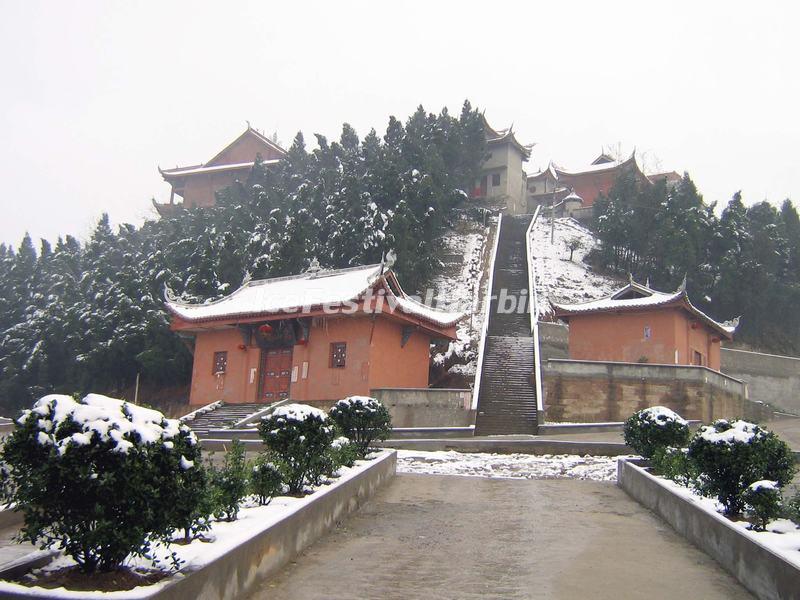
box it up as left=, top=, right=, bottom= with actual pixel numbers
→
left=330, top=342, right=347, bottom=368
left=693, top=350, right=704, bottom=366
left=213, top=351, right=228, bottom=375
left=492, top=173, right=501, bottom=186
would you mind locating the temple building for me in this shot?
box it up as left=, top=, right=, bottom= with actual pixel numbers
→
left=526, top=152, right=681, bottom=217
left=552, top=279, right=735, bottom=371
left=471, top=117, right=534, bottom=215
left=165, top=263, right=461, bottom=407
left=153, top=125, right=286, bottom=217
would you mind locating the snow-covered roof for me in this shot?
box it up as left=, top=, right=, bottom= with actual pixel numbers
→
left=563, top=191, right=583, bottom=202
left=160, top=159, right=281, bottom=178
left=166, top=263, right=462, bottom=331
left=552, top=280, right=735, bottom=338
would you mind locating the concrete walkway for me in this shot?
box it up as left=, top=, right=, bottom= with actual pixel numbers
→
left=247, top=474, right=751, bottom=599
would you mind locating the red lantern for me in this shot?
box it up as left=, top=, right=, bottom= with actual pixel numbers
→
left=259, top=324, right=273, bottom=334
left=296, top=338, right=308, bottom=346
left=690, top=322, right=699, bottom=329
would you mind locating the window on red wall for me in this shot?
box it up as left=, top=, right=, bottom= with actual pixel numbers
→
left=693, top=350, right=704, bottom=366
left=213, top=351, right=228, bottom=375
left=330, top=342, right=347, bottom=368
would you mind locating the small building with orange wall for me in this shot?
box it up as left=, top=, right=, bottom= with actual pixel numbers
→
left=552, top=280, right=735, bottom=370
left=165, top=263, right=461, bottom=406
left=153, top=125, right=286, bottom=216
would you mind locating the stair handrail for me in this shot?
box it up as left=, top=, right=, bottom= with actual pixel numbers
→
left=471, top=213, right=503, bottom=410
left=526, top=206, right=545, bottom=415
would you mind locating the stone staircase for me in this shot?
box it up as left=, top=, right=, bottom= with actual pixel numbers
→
left=474, top=214, right=539, bottom=435
left=183, top=403, right=265, bottom=437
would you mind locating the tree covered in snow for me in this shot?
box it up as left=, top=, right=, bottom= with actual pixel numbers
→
left=592, top=174, right=800, bottom=354
left=0, top=101, right=487, bottom=415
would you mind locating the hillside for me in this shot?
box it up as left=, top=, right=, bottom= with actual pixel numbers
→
left=429, top=214, right=497, bottom=381
left=530, top=216, right=621, bottom=316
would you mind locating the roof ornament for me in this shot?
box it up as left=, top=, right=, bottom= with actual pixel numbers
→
left=678, top=274, right=687, bottom=293
left=306, top=257, right=321, bottom=276
left=241, top=270, right=252, bottom=286
left=246, top=120, right=252, bottom=130
left=723, top=316, right=741, bottom=331
left=628, top=272, right=634, bottom=285
left=645, top=276, right=650, bottom=288
left=164, top=285, right=180, bottom=304
left=383, top=248, right=397, bottom=271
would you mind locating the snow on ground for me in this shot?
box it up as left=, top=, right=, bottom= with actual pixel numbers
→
left=429, top=216, right=495, bottom=376
left=397, top=450, right=623, bottom=482
left=530, top=216, right=619, bottom=316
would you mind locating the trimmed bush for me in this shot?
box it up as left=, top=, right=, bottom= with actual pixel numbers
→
left=623, top=406, right=690, bottom=458
left=250, top=456, right=283, bottom=505
left=210, top=439, right=248, bottom=521
left=688, top=419, right=796, bottom=516
left=258, top=404, right=336, bottom=494
left=651, top=446, right=698, bottom=486
left=329, top=396, right=392, bottom=457
left=0, top=394, right=201, bottom=573
left=743, top=480, right=782, bottom=531
left=321, top=436, right=360, bottom=478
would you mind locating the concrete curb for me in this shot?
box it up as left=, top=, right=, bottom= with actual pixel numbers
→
left=617, top=458, right=800, bottom=600
left=0, top=451, right=397, bottom=599
left=381, top=438, right=633, bottom=456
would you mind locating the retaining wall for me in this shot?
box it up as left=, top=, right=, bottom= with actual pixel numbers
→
left=618, top=459, right=800, bottom=600
left=721, top=347, right=800, bottom=415
left=370, top=388, right=474, bottom=428
left=543, top=359, right=772, bottom=423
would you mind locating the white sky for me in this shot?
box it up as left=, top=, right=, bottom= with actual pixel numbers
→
left=1, top=0, right=798, bottom=247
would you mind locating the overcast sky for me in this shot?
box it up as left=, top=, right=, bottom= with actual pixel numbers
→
left=1, top=0, right=797, bottom=247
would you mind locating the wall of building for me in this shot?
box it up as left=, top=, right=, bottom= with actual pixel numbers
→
left=181, top=171, right=240, bottom=208
left=567, top=308, right=723, bottom=370
left=721, top=347, right=800, bottom=414
left=188, top=315, right=435, bottom=406
left=189, top=327, right=262, bottom=405
left=542, top=359, right=769, bottom=423
left=371, top=388, right=474, bottom=427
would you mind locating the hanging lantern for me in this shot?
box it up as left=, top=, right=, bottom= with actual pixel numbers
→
left=259, top=323, right=273, bottom=334
left=296, top=338, right=308, bottom=346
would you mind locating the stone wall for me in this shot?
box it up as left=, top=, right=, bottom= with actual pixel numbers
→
left=538, top=321, right=569, bottom=361
left=543, top=359, right=771, bottom=423
left=370, top=388, right=474, bottom=428
left=721, top=347, right=800, bottom=415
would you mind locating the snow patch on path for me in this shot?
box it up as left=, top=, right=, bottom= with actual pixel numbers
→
left=397, top=450, right=623, bottom=482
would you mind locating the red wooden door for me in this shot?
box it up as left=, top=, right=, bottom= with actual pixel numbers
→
left=259, top=348, right=293, bottom=401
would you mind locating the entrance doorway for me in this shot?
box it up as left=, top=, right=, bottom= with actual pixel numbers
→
left=259, top=347, right=293, bottom=401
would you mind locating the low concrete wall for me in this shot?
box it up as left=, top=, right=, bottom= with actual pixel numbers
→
left=543, top=359, right=772, bottom=423
left=722, top=347, right=800, bottom=415
left=0, top=451, right=397, bottom=600
left=382, top=438, right=632, bottom=456
left=618, top=459, right=800, bottom=600
left=371, top=388, right=475, bottom=428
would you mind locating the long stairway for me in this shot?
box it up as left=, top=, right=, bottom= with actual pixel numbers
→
left=474, top=214, right=539, bottom=435
left=183, top=403, right=265, bottom=437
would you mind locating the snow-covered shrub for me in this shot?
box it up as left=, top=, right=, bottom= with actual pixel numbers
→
left=321, top=436, right=359, bottom=477
left=171, top=460, right=213, bottom=543
left=651, top=446, right=698, bottom=486
left=783, top=492, right=800, bottom=526
left=258, top=404, right=336, bottom=494
left=249, top=455, right=283, bottom=506
left=0, top=394, right=200, bottom=573
left=329, top=396, right=392, bottom=457
left=209, top=439, right=248, bottom=521
left=688, top=420, right=795, bottom=516
left=743, top=480, right=782, bottom=531
left=623, top=406, right=690, bottom=458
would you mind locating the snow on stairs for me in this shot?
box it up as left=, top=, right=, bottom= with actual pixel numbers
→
left=475, top=214, right=539, bottom=436
left=185, top=403, right=265, bottom=437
